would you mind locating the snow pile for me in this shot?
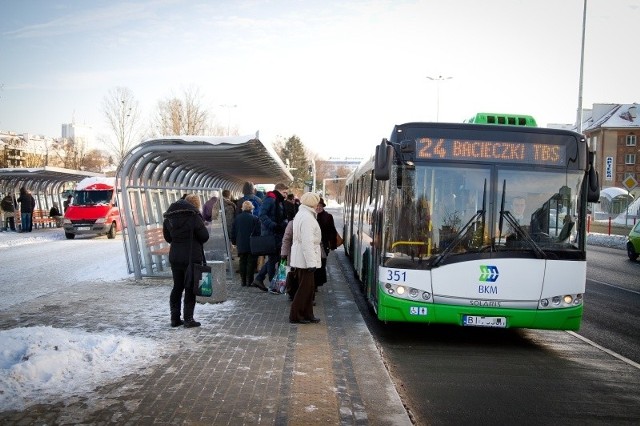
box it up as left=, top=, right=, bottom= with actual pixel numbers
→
left=0, top=326, right=162, bottom=411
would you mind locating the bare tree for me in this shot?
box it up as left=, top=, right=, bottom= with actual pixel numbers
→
left=51, top=137, right=87, bottom=169
left=102, top=87, right=143, bottom=166
left=154, top=87, right=210, bottom=136
left=82, top=149, right=110, bottom=172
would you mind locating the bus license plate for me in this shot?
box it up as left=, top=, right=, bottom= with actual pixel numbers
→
left=463, top=315, right=507, bottom=328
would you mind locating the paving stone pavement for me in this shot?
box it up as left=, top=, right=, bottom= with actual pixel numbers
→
left=0, top=251, right=411, bottom=425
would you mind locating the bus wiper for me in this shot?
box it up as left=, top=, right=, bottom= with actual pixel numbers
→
left=432, top=179, right=487, bottom=267
left=498, top=180, right=546, bottom=259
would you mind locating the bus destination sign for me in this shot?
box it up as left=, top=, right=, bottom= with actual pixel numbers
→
left=415, top=137, right=566, bottom=166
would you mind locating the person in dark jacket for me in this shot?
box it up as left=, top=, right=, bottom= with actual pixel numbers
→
left=163, top=194, right=209, bottom=328
left=1, top=194, right=17, bottom=231
left=17, top=187, right=35, bottom=233
left=315, top=198, right=338, bottom=288
left=251, top=183, right=289, bottom=291
left=284, top=193, right=298, bottom=221
left=231, top=201, right=260, bottom=286
left=49, top=202, right=63, bottom=227
left=235, top=181, right=262, bottom=217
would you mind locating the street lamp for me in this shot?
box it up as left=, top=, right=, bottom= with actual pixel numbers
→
left=576, top=0, right=587, bottom=135
left=220, top=104, right=237, bottom=136
left=426, top=75, right=452, bottom=122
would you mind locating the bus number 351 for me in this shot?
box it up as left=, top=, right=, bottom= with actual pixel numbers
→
left=386, top=269, right=407, bottom=282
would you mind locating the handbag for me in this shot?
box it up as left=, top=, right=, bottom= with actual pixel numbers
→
left=191, top=262, right=213, bottom=297
left=250, top=235, right=276, bottom=255
left=335, top=233, right=344, bottom=248
left=269, top=260, right=288, bottom=294
left=182, top=216, right=213, bottom=297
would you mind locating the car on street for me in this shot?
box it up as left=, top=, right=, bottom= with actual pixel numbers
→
left=627, top=221, right=640, bottom=261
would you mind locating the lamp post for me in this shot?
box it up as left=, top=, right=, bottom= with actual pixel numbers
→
left=220, top=104, right=237, bottom=136
left=576, top=0, right=587, bottom=135
left=426, top=75, right=452, bottom=122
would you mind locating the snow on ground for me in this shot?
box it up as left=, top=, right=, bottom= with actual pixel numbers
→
left=0, top=221, right=630, bottom=411
left=0, top=228, right=237, bottom=411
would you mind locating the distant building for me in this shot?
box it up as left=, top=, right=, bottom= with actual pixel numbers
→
left=62, top=122, right=94, bottom=147
left=322, top=156, right=364, bottom=173
left=580, top=103, right=639, bottom=195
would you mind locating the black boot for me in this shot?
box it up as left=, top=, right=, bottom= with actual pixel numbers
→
left=171, top=318, right=184, bottom=327
left=184, top=319, right=201, bottom=328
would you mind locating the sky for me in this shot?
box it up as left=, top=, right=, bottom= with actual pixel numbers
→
left=1, top=0, right=639, bottom=159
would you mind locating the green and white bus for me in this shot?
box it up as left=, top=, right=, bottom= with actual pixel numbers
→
left=343, top=117, right=599, bottom=330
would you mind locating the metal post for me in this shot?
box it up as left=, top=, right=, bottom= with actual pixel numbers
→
left=220, top=104, right=237, bottom=136
left=426, top=75, right=452, bottom=122
left=576, top=0, right=587, bottom=135
left=311, top=158, right=316, bottom=193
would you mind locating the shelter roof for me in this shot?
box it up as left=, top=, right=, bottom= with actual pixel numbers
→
left=600, top=186, right=632, bottom=201
left=118, top=133, right=293, bottom=190
left=0, top=167, right=103, bottom=189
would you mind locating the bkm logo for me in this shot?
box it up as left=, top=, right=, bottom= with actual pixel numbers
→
left=479, top=265, right=499, bottom=282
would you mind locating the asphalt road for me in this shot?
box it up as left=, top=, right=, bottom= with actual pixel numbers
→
left=581, top=244, right=640, bottom=364
left=329, top=207, right=640, bottom=425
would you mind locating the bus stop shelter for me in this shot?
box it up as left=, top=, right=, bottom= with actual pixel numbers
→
left=0, top=166, right=104, bottom=213
left=117, top=133, right=293, bottom=280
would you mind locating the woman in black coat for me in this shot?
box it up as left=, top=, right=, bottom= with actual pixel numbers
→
left=315, top=198, right=338, bottom=287
left=163, top=194, right=209, bottom=328
left=231, top=200, right=261, bottom=287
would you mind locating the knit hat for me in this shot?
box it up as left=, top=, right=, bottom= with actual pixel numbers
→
left=300, top=192, right=320, bottom=208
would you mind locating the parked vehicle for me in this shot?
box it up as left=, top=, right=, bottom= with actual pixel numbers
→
left=627, top=221, right=640, bottom=261
left=63, top=177, right=121, bottom=239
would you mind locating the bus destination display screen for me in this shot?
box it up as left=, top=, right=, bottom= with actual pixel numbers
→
left=415, top=137, right=566, bottom=166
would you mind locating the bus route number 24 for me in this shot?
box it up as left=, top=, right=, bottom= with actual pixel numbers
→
left=386, top=269, right=407, bottom=283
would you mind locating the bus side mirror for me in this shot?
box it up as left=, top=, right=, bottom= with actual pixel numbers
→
left=374, top=139, right=393, bottom=181
left=587, top=152, right=600, bottom=202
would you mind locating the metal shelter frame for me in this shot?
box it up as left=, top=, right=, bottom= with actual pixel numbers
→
left=117, top=133, right=293, bottom=280
left=0, top=166, right=104, bottom=213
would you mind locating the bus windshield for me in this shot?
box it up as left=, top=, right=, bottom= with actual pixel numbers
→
left=384, top=164, right=583, bottom=267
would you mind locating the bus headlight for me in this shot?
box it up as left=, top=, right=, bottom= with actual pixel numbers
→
left=382, top=282, right=431, bottom=302
left=539, top=293, right=583, bottom=309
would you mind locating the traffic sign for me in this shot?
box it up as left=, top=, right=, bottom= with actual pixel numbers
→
left=622, top=175, right=637, bottom=191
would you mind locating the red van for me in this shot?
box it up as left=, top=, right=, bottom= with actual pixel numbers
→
left=63, top=177, right=121, bottom=239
